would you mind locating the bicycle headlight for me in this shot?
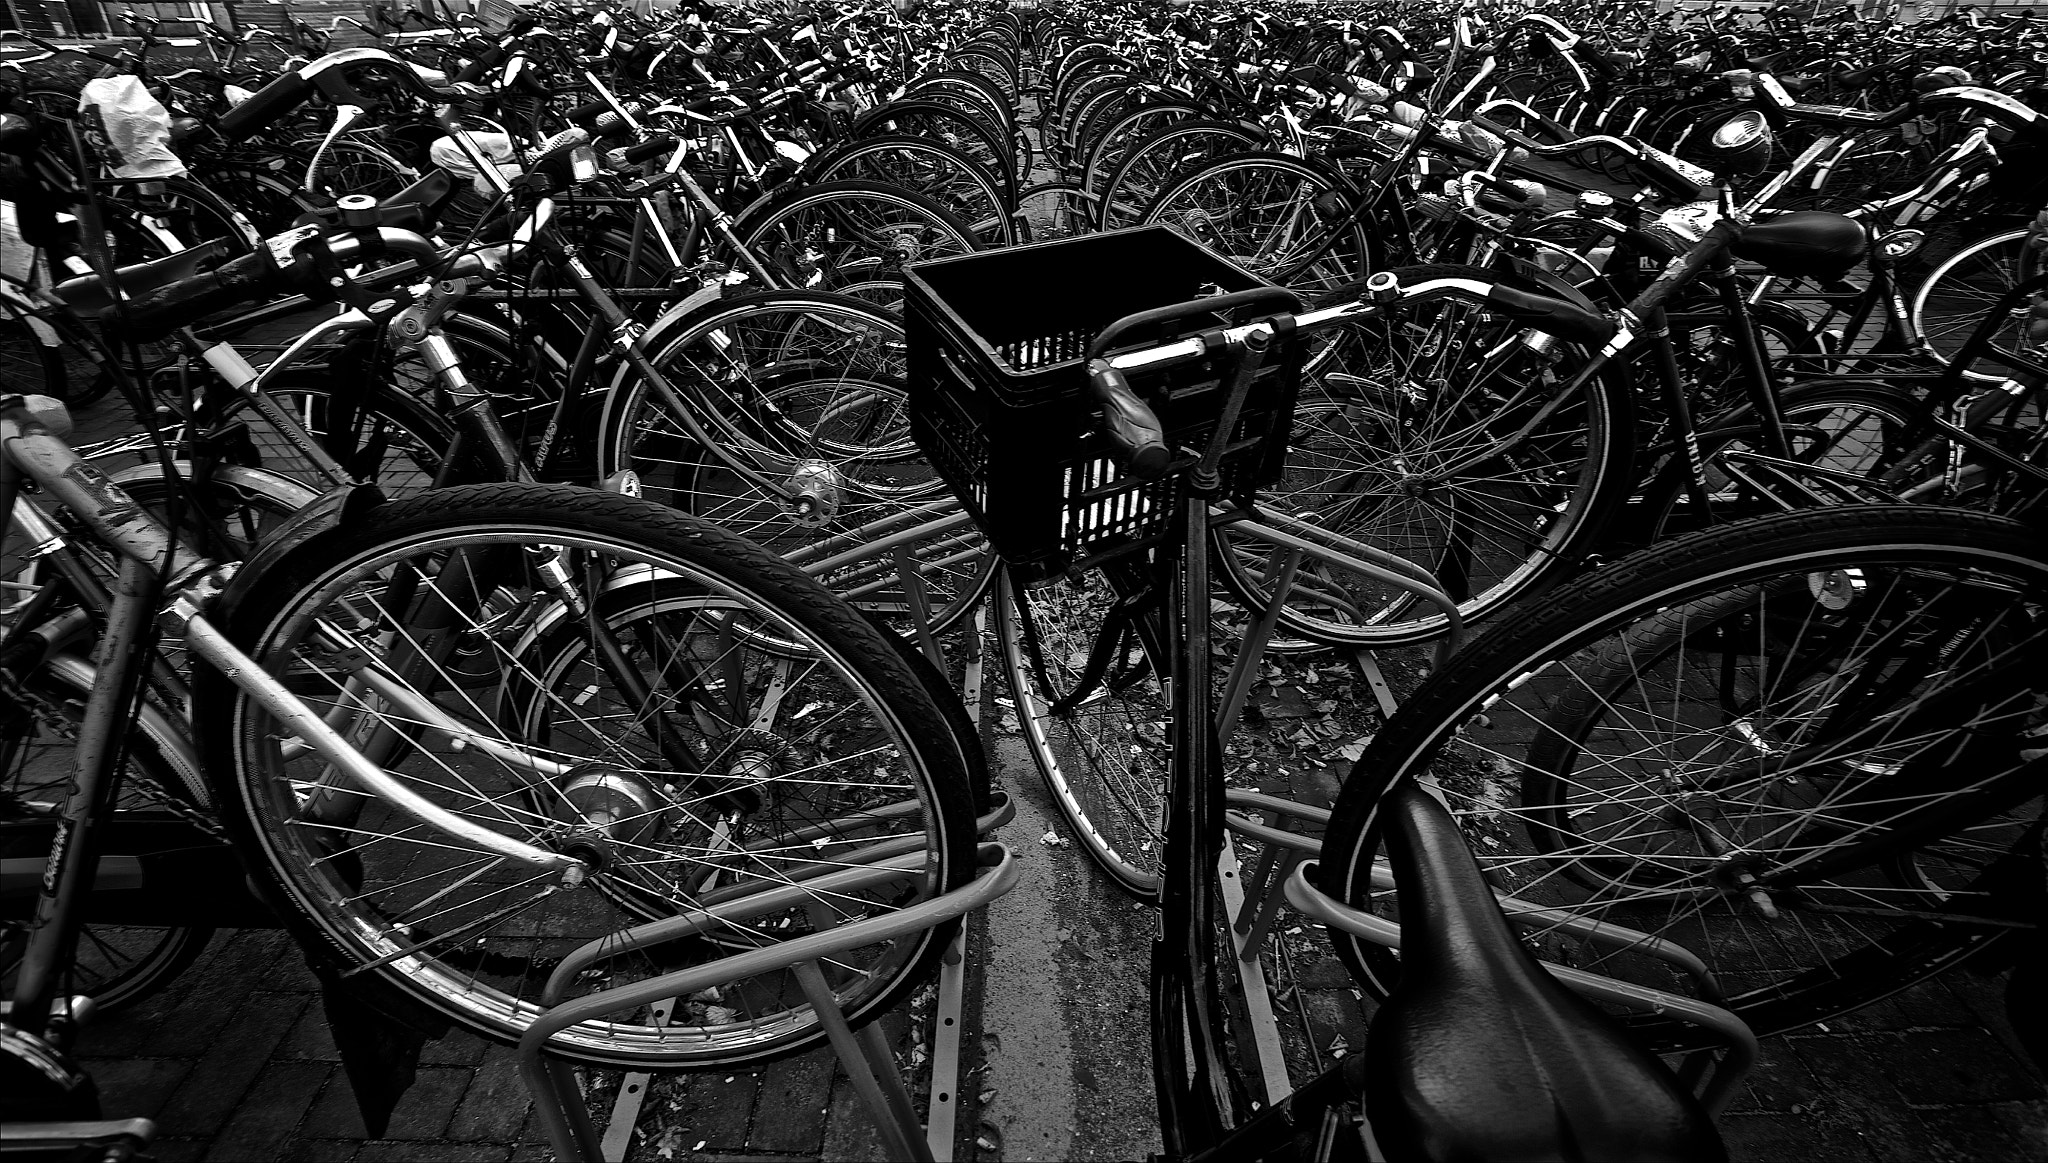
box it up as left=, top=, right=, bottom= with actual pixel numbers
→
left=1708, top=111, right=1773, bottom=166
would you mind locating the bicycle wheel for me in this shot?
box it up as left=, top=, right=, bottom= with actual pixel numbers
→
left=808, top=136, right=1015, bottom=247
left=1320, top=505, right=2048, bottom=1046
left=996, top=565, right=1170, bottom=897
left=201, top=374, right=460, bottom=497
left=732, top=180, right=982, bottom=309
left=0, top=658, right=214, bottom=1012
left=1634, top=380, right=1924, bottom=542
left=194, top=484, right=980, bottom=1067
left=597, top=290, right=995, bottom=638
left=1141, top=152, right=1379, bottom=301
left=1910, top=228, right=2034, bottom=382
left=1214, top=265, right=1633, bottom=648
left=1079, top=103, right=1206, bottom=200
left=0, top=291, right=66, bottom=403
left=1096, top=120, right=1265, bottom=232
left=848, top=101, right=1016, bottom=198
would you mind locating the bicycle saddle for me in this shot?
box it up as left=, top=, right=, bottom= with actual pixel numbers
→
left=1362, top=784, right=1725, bottom=1163
left=1731, top=210, right=1866, bottom=280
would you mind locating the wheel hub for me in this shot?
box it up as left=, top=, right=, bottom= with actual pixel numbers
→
left=787, top=459, right=843, bottom=527
left=555, top=763, right=670, bottom=863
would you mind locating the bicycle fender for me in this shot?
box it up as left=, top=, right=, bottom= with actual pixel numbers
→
left=206, top=481, right=388, bottom=624
left=1498, top=254, right=1608, bottom=317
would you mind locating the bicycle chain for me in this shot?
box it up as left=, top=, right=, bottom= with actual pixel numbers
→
left=0, top=661, right=231, bottom=842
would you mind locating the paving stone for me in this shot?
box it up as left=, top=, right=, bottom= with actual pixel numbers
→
left=376, top=1065, right=473, bottom=1140
left=151, top=993, right=314, bottom=1136
left=352, top=1142, right=512, bottom=1163
left=1944, top=969, right=2048, bottom=1082
left=1887, top=1028, right=2046, bottom=1105
left=643, top=1071, right=761, bottom=1153
left=448, top=1044, right=534, bottom=1142
left=300, top=1069, right=370, bottom=1140
left=129, top=938, right=268, bottom=1059
left=278, top=1003, right=342, bottom=1062
left=1727, top=1036, right=1825, bottom=1115
left=1912, top=1099, right=2048, bottom=1162
left=1828, top=978, right=1977, bottom=1034
left=207, top=1060, right=333, bottom=1161
left=814, top=1071, right=894, bottom=1163
left=747, top=1048, right=834, bottom=1153
left=1720, top=1112, right=1878, bottom=1162
left=80, top=1056, right=192, bottom=1121
left=1785, top=1037, right=1946, bottom=1163
left=278, top=1138, right=363, bottom=1162
left=418, top=1029, right=490, bottom=1067
left=75, top=984, right=181, bottom=1058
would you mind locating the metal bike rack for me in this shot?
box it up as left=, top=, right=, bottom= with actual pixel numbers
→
left=520, top=838, right=1021, bottom=1163
left=1281, top=862, right=1758, bottom=1117
left=1215, top=790, right=1746, bottom=1109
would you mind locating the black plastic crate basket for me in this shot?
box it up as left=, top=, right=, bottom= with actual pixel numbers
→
left=906, top=226, right=1303, bottom=584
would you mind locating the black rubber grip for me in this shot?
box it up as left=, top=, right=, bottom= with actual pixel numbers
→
left=620, top=134, right=677, bottom=163
left=216, top=72, right=315, bottom=142
left=566, top=98, right=612, bottom=126
left=1483, top=285, right=1614, bottom=346
left=453, top=40, right=512, bottom=84
left=1085, top=359, right=1171, bottom=479
left=114, top=250, right=281, bottom=341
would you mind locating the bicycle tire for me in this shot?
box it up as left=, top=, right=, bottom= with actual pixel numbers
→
left=995, top=566, right=1169, bottom=897
left=1909, top=228, right=2034, bottom=382
left=1140, top=151, right=1380, bottom=300
left=1095, top=120, right=1266, bottom=232
left=0, top=291, right=69, bottom=405
left=1, top=659, right=214, bottom=1013
left=1320, top=505, right=2048, bottom=1046
left=808, top=135, right=1015, bottom=247
left=1631, top=380, right=1925, bottom=544
left=1213, top=264, right=1633, bottom=648
left=596, top=289, right=996, bottom=638
left=731, top=179, right=982, bottom=309
left=193, top=483, right=980, bottom=1067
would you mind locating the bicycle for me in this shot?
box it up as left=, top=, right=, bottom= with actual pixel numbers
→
left=1, top=386, right=982, bottom=1068
left=906, top=228, right=1746, bottom=1159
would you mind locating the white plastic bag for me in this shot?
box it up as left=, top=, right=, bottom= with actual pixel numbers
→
left=430, top=132, right=520, bottom=196
left=77, top=76, right=188, bottom=180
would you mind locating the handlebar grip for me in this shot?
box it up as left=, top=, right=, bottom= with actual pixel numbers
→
left=1483, top=285, right=1615, bottom=346
left=453, top=40, right=512, bottom=83
left=565, top=97, right=612, bottom=126
left=113, top=250, right=280, bottom=341
left=619, top=134, right=677, bottom=163
left=215, top=71, right=314, bottom=142
left=1085, top=359, right=1171, bottom=480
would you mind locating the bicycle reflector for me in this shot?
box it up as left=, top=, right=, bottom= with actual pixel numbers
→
left=1876, top=229, right=1926, bottom=261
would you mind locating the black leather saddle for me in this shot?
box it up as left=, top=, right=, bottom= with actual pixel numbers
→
left=1732, top=210, right=1867, bottom=281
left=1363, top=783, right=1726, bottom=1163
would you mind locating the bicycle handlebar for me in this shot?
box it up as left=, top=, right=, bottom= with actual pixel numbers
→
left=1082, top=272, right=1616, bottom=476
left=115, top=226, right=446, bottom=339
left=217, top=47, right=485, bottom=142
